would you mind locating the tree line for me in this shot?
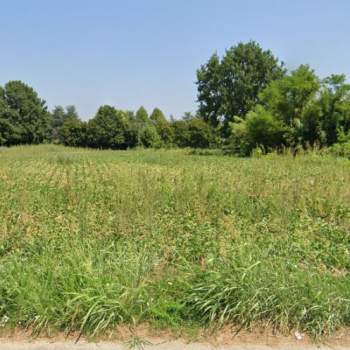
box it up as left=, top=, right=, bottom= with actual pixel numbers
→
left=0, top=82, right=216, bottom=149
left=1, top=41, right=350, bottom=155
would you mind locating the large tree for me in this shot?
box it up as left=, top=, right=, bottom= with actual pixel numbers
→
left=2, top=81, right=51, bottom=144
left=196, top=41, right=285, bottom=131
left=0, top=92, right=22, bottom=144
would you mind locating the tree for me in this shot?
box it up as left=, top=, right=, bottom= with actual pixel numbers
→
left=87, top=105, right=129, bottom=149
left=0, top=86, right=6, bottom=112
left=51, top=105, right=80, bottom=143
left=260, top=65, right=320, bottom=125
left=225, top=65, right=323, bottom=155
left=150, top=108, right=173, bottom=145
left=139, top=124, right=161, bottom=148
left=51, top=106, right=66, bottom=143
left=172, top=114, right=217, bottom=148
left=3, top=81, right=51, bottom=144
left=318, top=74, right=350, bottom=145
left=259, top=65, right=320, bottom=147
left=51, top=106, right=65, bottom=133
left=172, top=119, right=191, bottom=148
left=0, top=118, right=17, bottom=146
left=245, top=106, right=286, bottom=150
left=131, top=106, right=162, bottom=147
left=59, top=117, right=86, bottom=147
left=135, top=106, right=149, bottom=123
left=0, top=89, right=23, bottom=145
left=196, top=54, right=223, bottom=127
left=226, top=106, right=286, bottom=156
left=187, top=118, right=216, bottom=148
left=65, top=105, right=79, bottom=120
left=225, top=117, right=250, bottom=156
left=196, top=41, right=285, bottom=131
left=0, top=87, right=11, bottom=145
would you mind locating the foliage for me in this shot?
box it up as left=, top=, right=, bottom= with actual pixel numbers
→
left=139, top=123, right=161, bottom=148
left=224, top=117, right=250, bottom=156
left=260, top=65, right=320, bottom=125
left=129, top=106, right=162, bottom=148
left=327, top=140, right=350, bottom=158
left=186, top=118, right=217, bottom=148
left=196, top=41, right=285, bottom=130
left=172, top=116, right=217, bottom=148
left=59, top=117, right=87, bottom=147
left=172, top=119, right=191, bottom=148
left=196, top=43, right=350, bottom=156
left=226, top=65, right=350, bottom=155
left=195, top=54, right=222, bottom=127
left=244, top=106, right=286, bottom=150
left=318, top=75, right=350, bottom=146
left=0, top=118, right=19, bottom=146
left=0, top=81, right=51, bottom=145
left=135, top=106, right=149, bottom=123
left=51, top=105, right=80, bottom=143
left=150, top=108, right=174, bottom=145
left=87, top=105, right=129, bottom=149
left=225, top=106, right=286, bottom=156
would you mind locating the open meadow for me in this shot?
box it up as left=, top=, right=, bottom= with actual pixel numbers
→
left=0, top=145, right=350, bottom=338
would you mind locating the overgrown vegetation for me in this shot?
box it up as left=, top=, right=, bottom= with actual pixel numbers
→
left=0, top=145, right=349, bottom=337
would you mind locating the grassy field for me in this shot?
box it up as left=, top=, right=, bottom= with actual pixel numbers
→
left=0, top=145, right=350, bottom=338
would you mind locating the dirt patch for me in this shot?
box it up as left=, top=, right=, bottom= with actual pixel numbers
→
left=1, top=325, right=350, bottom=348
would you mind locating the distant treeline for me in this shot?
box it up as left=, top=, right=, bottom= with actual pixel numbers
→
left=1, top=41, right=350, bottom=154
left=0, top=83, right=218, bottom=150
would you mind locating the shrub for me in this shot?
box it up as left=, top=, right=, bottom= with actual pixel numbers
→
left=328, top=141, right=350, bottom=158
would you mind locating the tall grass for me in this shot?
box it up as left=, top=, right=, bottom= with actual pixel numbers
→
left=0, top=145, right=349, bottom=337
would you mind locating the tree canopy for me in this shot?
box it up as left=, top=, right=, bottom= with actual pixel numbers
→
left=197, top=41, right=285, bottom=131
left=87, top=105, right=129, bottom=149
left=0, top=81, right=50, bottom=145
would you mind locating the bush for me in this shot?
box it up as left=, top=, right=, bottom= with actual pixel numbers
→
left=173, top=118, right=217, bottom=149
left=245, top=106, right=286, bottom=150
left=225, top=106, right=286, bottom=156
left=140, top=124, right=161, bottom=148
left=328, top=141, right=350, bottom=158
left=224, top=117, right=251, bottom=156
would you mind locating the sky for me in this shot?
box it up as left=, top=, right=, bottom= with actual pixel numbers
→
left=0, top=0, right=349, bottom=120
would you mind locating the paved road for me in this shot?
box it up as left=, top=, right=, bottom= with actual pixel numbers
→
left=0, top=341, right=349, bottom=350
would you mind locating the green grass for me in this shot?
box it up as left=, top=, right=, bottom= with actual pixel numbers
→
left=0, top=145, right=350, bottom=338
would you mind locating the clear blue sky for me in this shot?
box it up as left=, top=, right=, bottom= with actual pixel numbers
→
left=0, top=0, right=349, bottom=120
